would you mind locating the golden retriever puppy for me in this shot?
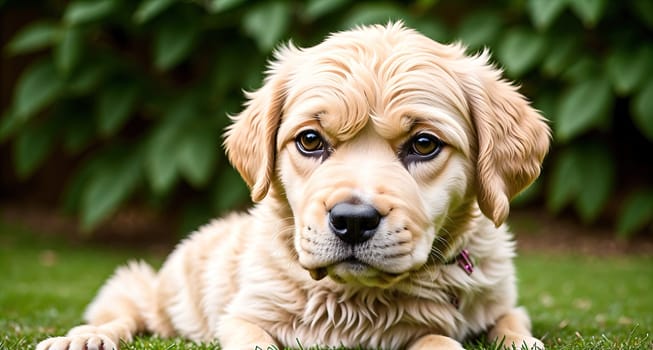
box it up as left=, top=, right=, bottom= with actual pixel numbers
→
left=37, top=22, right=549, bottom=350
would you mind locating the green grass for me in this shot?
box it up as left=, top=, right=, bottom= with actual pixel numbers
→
left=0, top=221, right=651, bottom=350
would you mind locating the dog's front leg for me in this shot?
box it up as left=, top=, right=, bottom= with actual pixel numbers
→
left=218, top=316, right=279, bottom=350
left=408, top=334, right=465, bottom=350
left=488, top=307, right=544, bottom=350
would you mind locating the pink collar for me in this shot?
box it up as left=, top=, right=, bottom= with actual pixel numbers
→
left=456, top=249, right=474, bottom=275
left=444, top=249, right=474, bottom=275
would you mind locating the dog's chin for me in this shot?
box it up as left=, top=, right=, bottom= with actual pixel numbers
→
left=309, top=259, right=410, bottom=289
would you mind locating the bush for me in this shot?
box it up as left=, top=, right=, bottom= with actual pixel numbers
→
left=2, top=0, right=652, bottom=236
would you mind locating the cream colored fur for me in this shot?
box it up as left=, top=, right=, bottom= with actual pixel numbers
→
left=37, top=23, right=550, bottom=350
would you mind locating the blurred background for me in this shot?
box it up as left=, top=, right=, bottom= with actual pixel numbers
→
left=1, top=0, right=652, bottom=243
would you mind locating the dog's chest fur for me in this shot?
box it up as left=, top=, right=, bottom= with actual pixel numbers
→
left=157, top=205, right=517, bottom=349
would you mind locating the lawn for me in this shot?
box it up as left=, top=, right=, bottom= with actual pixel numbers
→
left=0, top=220, right=651, bottom=350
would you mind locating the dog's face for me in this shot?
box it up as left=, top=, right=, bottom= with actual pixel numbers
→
left=225, top=23, right=550, bottom=288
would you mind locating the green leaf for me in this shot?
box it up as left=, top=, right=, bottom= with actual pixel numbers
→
left=532, top=92, right=557, bottom=122
left=210, top=49, right=242, bottom=98
left=154, top=19, right=198, bottom=70
left=146, top=119, right=182, bottom=194
left=617, top=189, right=653, bottom=237
left=303, top=0, right=349, bottom=20
left=12, top=121, right=56, bottom=179
left=632, top=0, right=653, bottom=28
left=13, top=60, right=64, bottom=121
left=547, top=147, right=582, bottom=212
left=457, top=11, right=502, bottom=49
left=569, top=0, right=607, bottom=27
left=542, top=35, right=577, bottom=77
left=134, top=0, right=175, bottom=23
left=67, top=62, right=109, bottom=95
left=210, top=0, right=246, bottom=13
left=561, top=56, right=599, bottom=82
left=497, top=28, right=546, bottom=77
left=213, top=167, right=249, bottom=213
left=340, top=3, right=409, bottom=29
left=4, top=21, right=59, bottom=55
left=145, top=95, right=197, bottom=194
left=63, top=156, right=105, bottom=213
left=97, top=83, right=139, bottom=136
left=81, top=150, right=142, bottom=230
left=177, top=124, right=219, bottom=187
left=573, top=145, right=615, bottom=223
left=165, top=93, right=198, bottom=124
left=547, top=143, right=615, bottom=222
left=631, top=80, right=653, bottom=141
left=555, top=78, right=613, bottom=142
left=64, top=0, right=116, bottom=25
left=527, top=0, right=568, bottom=30
left=0, top=108, right=20, bottom=141
left=55, top=26, right=83, bottom=76
left=607, top=46, right=653, bottom=95
left=64, top=116, right=95, bottom=153
left=411, top=19, right=448, bottom=42
left=243, top=1, right=291, bottom=52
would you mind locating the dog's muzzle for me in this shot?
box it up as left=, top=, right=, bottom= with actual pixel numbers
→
left=305, top=200, right=410, bottom=288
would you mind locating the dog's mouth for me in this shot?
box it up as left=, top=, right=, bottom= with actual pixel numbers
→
left=308, top=258, right=409, bottom=288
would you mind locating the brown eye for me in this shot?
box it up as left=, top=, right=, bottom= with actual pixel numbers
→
left=296, top=130, right=326, bottom=157
left=411, top=134, right=440, bottom=156
left=401, top=133, right=444, bottom=166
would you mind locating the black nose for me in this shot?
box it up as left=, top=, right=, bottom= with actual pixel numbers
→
left=328, top=202, right=381, bottom=245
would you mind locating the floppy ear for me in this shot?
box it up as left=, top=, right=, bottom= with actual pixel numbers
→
left=223, top=47, right=295, bottom=202
left=463, top=52, right=550, bottom=226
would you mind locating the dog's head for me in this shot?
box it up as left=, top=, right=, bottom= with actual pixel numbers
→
left=224, top=23, right=549, bottom=288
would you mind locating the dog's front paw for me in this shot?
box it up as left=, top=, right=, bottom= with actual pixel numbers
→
left=36, top=333, right=117, bottom=350
left=408, top=334, right=465, bottom=350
